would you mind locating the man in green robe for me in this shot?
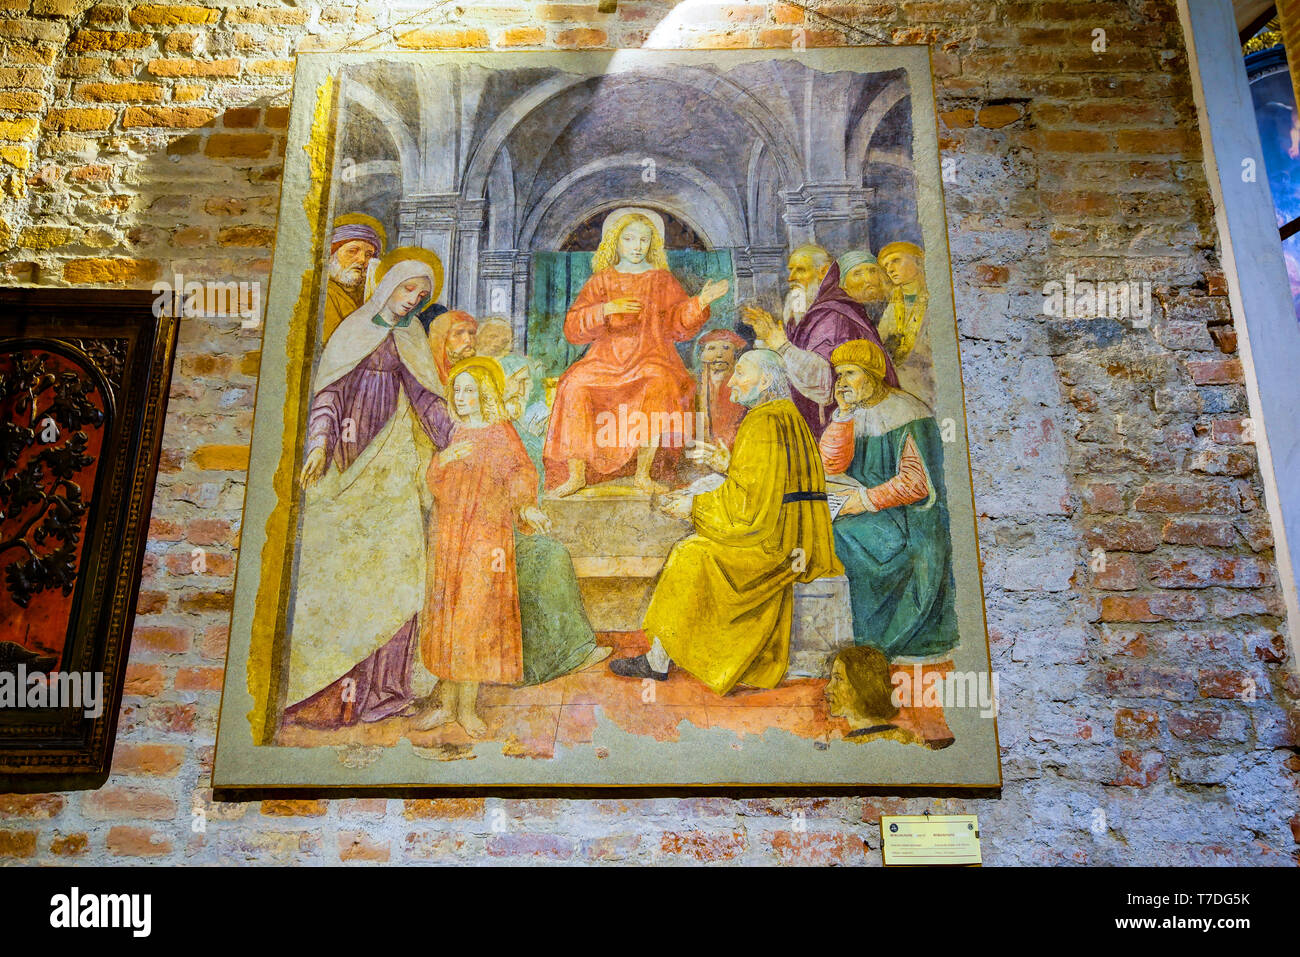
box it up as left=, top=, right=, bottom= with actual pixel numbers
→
left=818, top=339, right=958, bottom=659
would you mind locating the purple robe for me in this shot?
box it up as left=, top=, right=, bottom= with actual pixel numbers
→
left=283, top=334, right=452, bottom=731
left=786, top=262, right=899, bottom=437
left=306, top=334, right=452, bottom=469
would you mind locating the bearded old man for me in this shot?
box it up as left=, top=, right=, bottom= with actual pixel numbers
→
left=426, top=310, right=478, bottom=388
left=819, top=339, right=958, bottom=660
left=837, top=249, right=893, bottom=325
left=743, top=243, right=897, bottom=438
left=611, top=350, right=841, bottom=693
left=322, top=218, right=383, bottom=342
left=283, top=259, right=453, bottom=729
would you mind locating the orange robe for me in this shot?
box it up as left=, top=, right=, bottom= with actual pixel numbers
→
left=543, top=268, right=710, bottom=487
left=421, top=420, right=535, bottom=684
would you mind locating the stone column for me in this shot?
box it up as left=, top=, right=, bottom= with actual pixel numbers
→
left=779, top=183, right=873, bottom=255
left=397, top=194, right=487, bottom=312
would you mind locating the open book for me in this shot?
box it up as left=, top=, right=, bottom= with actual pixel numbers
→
left=825, top=474, right=866, bottom=521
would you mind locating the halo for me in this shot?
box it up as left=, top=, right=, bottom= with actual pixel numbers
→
left=448, top=355, right=506, bottom=403
left=331, top=212, right=387, bottom=254
left=600, top=206, right=666, bottom=242
left=373, top=246, right=444, bottom=304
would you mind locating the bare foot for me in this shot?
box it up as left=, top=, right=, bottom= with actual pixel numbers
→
left=409, top=705, right=454, bottom=731
left=575, top=644, right=612, bottom=673
left=457, top=711, right=488, bottom=738
left=634, top=474, right=669, bottom=495
left=552, top=475, right=586, bottom=498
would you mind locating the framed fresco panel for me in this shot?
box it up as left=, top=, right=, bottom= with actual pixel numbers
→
left=0, top=290, right=177, bottom=791
left=213, top=47, right=1001, bottom=789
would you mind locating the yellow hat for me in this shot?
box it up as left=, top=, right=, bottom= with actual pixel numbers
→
left=876, top=241, right=924, bottom=263
left=831, top=339, right=889, bottom=380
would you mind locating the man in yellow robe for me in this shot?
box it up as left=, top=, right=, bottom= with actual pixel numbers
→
left=322, top=220, right=383, bottom=342
left=611, top=349, right=843, bottom=694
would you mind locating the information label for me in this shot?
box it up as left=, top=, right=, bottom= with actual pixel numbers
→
left=881, top=814, right=981, bottom=866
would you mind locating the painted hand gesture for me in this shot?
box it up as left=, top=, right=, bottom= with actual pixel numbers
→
left=687, top=439, right=730, bottom=474
left=520, top=505, right=552, bottom=534
left=438, top=440, right=473, bottom=467
left=300, top=447, right=327, bottom=487
left=698, top=279, right=729, bottom=306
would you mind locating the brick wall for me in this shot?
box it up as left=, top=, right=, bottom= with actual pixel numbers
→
left=0, top=0, right=1297, bottom=865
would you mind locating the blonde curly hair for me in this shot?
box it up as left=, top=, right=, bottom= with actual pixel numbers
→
left=592, top=212, right=669, bottom=272
left=448, top=357, right=508, bottom=424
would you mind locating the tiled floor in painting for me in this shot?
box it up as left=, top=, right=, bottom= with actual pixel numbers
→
left=275, top=631, right=956, bottom=759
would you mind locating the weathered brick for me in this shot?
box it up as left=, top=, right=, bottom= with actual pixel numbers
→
left=0, top=830, right=38, bottom=857
left=83, top=786, right=177, bottom=821
left=111, top=743, right=184, bottom=776
left=765, top=830, right=868, bottom=865
left=0, top=117, right=40, bottom=139
left=339, top=831, right=390, bottom=862
left=128, top=4, right=219, bottom=26
left=122, top=663, right=166, bottom=696
left=1092, top=553, right=1140, bottom=590
left=500, top=26, right=546, bottom=46
left=132, top=626, right=189, bottom=654
left=147, top=58, right=241, bottom=78
left=67, top=30, right=153, bottom=52
left=203, top=132, right=273, bottom=158
left=1147, top=556, right=1271, bottom=590
left=555, top=28, right=608, bottom=47
left=0, top=793, right=64, bottom=818
left=403, top=798, right=485, bottom=820
left=659, top=829, right=747, bottom=862
left=174, top=666, right=224, bottom=691
left=485, top=833, right=575, bottom=859
left=217, top=225, right=274, bottom=247
left=106, top=825, right=172, bottom=856
left=261, top=800, right=329, bottom=818
left=191, top=444, right=249, bottom=470
left=74, top=81, right=164, bottom=102
left=1115, top=708, right=1159, bottom=739
left=396, top=28, right=490, bottom=49
left=62, top=257, right=159, bottom=283
left=1134, top=483, right=1238, bottom=514
left=1111, top=749, right=1166, bottom=787
left=122, top=106, right=217, bottom=128
left=1161, top=518, right=1238, bottom=547
left=1084, top=518, right=1158, bottom=552
left=49, top=833, right=90, bottom=856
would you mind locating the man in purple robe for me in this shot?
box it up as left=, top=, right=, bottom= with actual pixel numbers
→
left=743, top=243, right=898, bottom=437
left=283, top=259, right=453, bottom=731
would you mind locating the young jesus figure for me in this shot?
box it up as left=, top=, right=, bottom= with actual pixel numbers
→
left=543, top=208, right=729, bottom=496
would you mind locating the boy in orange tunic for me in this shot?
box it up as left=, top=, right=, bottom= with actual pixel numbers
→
left=419, top=358, right=551, bottom=736
left=544, top=208, right=729, bottom=496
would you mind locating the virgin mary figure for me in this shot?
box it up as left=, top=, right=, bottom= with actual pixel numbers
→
left=282, top=257, right=453, bottom=730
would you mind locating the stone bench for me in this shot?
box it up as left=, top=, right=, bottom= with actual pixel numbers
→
left=540, top=487, right=856, bottom=678
left=788, top=575, right=855, bottom=678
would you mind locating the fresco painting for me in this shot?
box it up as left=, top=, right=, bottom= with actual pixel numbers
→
left=213, top=48, right=1000, bottom=789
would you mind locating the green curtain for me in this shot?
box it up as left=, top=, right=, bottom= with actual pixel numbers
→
left=526, top=249, right=736, bottom=378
